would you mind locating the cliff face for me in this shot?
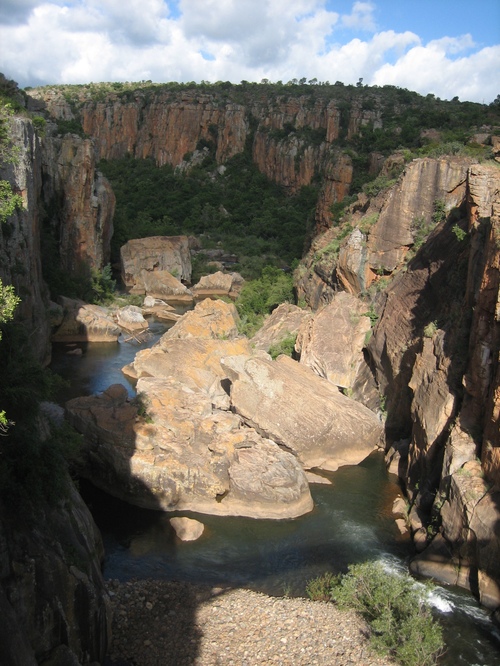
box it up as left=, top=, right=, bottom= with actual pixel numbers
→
left=41, top=133, right=115, bottom=276
left=0, top=111, right=113, bottom=661
left=0, top=117, right=51, bottom=364
left=30, top=89, right=365, bottom=230
left=368, top=163, right=500, bottom=609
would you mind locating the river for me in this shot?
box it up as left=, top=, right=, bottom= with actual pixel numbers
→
left=50, top=325, right=500, bottom=665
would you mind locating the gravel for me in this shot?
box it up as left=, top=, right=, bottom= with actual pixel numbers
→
left=105, top=578, right=396, bottom=666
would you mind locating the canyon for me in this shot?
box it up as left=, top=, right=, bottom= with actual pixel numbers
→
left=0, top=81, right=499, bottom=662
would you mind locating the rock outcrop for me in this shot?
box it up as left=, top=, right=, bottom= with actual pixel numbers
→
left=250, top=302, right=312, bottom=354
left=296, top=157, right=474, bottom=305
left=51, top=296, right=121, bottom=342
left=0, top=117, right=51, bottom=364
left=297, top=292, right=371, bottom=389
left=161, top=297, right=240, bottom=341
left=41, top=133, right=115, bottom=278
left=366, top=163, right=500, bottom=609
left=115, top=304, right=149, bottom=332
left=191, top=270, right=244, bottom=300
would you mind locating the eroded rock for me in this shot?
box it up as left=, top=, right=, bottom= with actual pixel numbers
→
left=120, top=236, right=192, bottom=291
left=170, top=517, right=205, bottom=542
left=162, top=298, right=240, bottom=341
left=251, top=303, right=311, bottom=354
left=192, top=271, right=244, bottom=299
left=52, top=297, right=121, bottom=342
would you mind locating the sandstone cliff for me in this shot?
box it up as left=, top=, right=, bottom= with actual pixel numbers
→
left=41, top=132, right=115, bottom=278
left=28, top=87, right=375, bottom=232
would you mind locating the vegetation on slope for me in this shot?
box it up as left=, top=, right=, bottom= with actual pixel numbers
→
left=99, top=151, right=318, bottom=277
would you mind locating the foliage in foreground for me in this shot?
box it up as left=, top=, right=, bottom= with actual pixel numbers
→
left=306, top=562, right=445, bottom=666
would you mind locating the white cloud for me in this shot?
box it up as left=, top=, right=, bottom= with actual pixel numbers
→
left=372, top=39, right=500, bottom=103
left=0, top=0, right=498, bottom=102
left=341, top=1, right=376, bottom=31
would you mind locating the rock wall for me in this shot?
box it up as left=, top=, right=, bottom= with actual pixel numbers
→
left=29, top=88, right=367, bottom=230
left=367, top=163, right=500, bottom=609
left=41, top=133, right=115, bottom=278
left=0, top=481, right=110, bottom=665
left=1, top=109, right=113, bottom=661
left=0, top=117, right=51, bottom=364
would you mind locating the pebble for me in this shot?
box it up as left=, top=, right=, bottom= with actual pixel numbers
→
left=105, top=578, right=396, bottom=666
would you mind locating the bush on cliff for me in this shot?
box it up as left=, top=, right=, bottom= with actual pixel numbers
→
left=307, top=562, right=444, bottom=666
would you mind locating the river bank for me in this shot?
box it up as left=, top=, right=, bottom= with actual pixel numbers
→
left=105, top=578, right=396, bottom=666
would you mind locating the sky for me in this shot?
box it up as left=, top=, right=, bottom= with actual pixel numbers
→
left=0, top=0, right=499, bottom=103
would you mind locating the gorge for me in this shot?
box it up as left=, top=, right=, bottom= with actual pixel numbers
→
left=0, top=77, right=499, bottom=664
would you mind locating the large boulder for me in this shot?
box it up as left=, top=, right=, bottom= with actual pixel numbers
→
left=162, top=297, right=240, bottom=341
left=223, top=354, right=383, bottom=470
left=115, top=305, right=149, bottom=332
left=120, top=236, right=192, bottom=290
left=51, top=297, right=121, bottom=342
left=251, top=302, right=312, bottom=354
left=191, top=271, right=244, bottom=299
left=297, top=292, right=371, bottom=389
left=65, top=381, right=313, bottom=519
left=137, top=269, right=193, bottom=302
left=122, top=336, right=252, bottom=409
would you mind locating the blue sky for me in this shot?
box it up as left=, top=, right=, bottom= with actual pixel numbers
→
left=0, top=1, right=499, bottom=102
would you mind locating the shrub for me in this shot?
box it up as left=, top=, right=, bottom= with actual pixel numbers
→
left=423, top=321, right=438, bottom=338
left=310, top=562, right=445, bottom=666
left=268, top=332, right=297, bottom=360
left=306, top=572, right=339, bottom=601
left=236, top=267, right=294, bottom=336
left=90, top=264, right=116, bottom=304
left=452, top=224, right=467, bottom=241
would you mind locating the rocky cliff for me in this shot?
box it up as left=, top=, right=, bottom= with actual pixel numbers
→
left=1, top=106, right=113, bottom=662
left=28, top=87, right=387, bottom=233
left=3, top=83, right=500, bottom=622
left=0, top=117, right=51, bottom=364
left=41, top=132, right=115, bottom=278
left=296, top=156, right=500, bottom=611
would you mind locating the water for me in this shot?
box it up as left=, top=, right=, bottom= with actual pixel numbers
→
left=50, top=328, right=500, bottom=665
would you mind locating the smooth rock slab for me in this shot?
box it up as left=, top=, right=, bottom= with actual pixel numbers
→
left=120, top=236, right=192, bottom=287
left=162, top=298, right=240, bottom=340
left=297, top=291, right=371, bottom=389
left=52, top=297, right=121, bottom=342
left=223, top=354, right=383, bottom=470
left=251, top=302, right=311, bottom=354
